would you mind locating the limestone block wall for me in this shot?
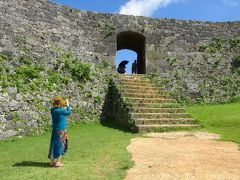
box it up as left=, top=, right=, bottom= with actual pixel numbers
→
left=1, top=0, right=239, bottom=69
left=0, top=0, right=239, bottom=138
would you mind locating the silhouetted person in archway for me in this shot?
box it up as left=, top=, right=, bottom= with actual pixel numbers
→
left=132, top=60, right=138, bottom=74
left=117, top=64, right=126, bottom=74
left=117, top=60, right=128, bottom=74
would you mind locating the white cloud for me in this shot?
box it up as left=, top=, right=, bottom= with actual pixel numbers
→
left=222, top=0, right=239, bottom=6
left=119, top=0, right=180, bottom=17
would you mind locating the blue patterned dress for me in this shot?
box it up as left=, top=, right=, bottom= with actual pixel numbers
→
left=48, top=106, right=72, bottom=159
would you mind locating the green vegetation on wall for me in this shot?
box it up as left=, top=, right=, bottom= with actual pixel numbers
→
left=0, top=48, right=91, bottom=93
left=101, top=22, right=116, bottom=39
left=149, top=36, right=240, bottom=104
left=0, top=45, right=113, bottom=137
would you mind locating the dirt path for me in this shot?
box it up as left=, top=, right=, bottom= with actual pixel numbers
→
left=125, top=132, right=240, bottom=179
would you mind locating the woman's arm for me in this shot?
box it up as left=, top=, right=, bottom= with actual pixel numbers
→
left=60, top=106, right=72, bottom=115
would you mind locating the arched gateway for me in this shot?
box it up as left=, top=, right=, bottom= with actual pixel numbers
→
left=117, top=31, right=146, bottom=74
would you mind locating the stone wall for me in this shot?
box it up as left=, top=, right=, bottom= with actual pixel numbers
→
left=0, top=49, right=113, bottom=139
left=0, top=0, right=239, bottom=139
left=1, top=0, right=239, bottom=67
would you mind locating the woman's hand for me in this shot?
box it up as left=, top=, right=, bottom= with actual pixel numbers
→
left=66, top=99, right=70, bottom=107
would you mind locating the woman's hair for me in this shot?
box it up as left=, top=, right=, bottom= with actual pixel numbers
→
left=52, top=96, right=66, bottom=107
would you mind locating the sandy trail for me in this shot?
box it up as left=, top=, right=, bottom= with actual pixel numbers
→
left=125, top=132, right=240, bottom=180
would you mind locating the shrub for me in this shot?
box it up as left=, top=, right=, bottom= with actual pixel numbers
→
left=102, top=23, right=116, bottom=39
left=229, top=37, right=240, bottom=48
left=71, top=63, right=91, bottom=82
left=19, top=55, right=32, bottom=65
left=94, top=96, right=102, bottom=104
left=231, top=55, right=240, bottom=70
left=198, top=45, right=208, bottom=52
left=0, top=53, right=9, bottom=61
left=16, top=65, right=43, bottom=79
left=62, top=56, right=91, bottom=83
left=47, top=72, right=63, bottom=84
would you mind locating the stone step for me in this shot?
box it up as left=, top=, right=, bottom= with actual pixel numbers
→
left=127, top=98, right=176, bottom=103
left=120, top=78, right=150, bottom=82
left=119, top=74, right=145, bottom=78
left=135, top=118, right=196, bottom=125
left=121, top=89, right=166, bottom=95
left=131, top=113, right=191, bottom=119
left=122, top=93, right=167, bottom=99
left=121, top=85, right=160, bottom=90
left=121, top=81, right=151, bottom=85
left=128, top=103, right=182, bottom=108
left=119, top=74, right=198, bottom=132
left=119, top=77, right=146, bottom=81
left=136, top=124, right=200, bottom=132
left=129, top=107, right=186, bottom=113
left=121, top=82, right=155, bottom=87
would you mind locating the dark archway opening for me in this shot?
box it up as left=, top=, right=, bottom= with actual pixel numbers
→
left=117, top=31, right=146, bottom=74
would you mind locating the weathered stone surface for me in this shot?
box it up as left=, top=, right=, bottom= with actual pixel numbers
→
left=0, top=0, right=239, bottom=139
left=0, top=115, right=7, bottom=123
left=20, top=102, right=30, bottom=110
left=0, top=102, right=10, bottom=113
left=0, top=93, right=9, bottom=102
left=16, top=94, right=23, bottom=101
left=5, top=114, right=14, bottom=121
left=9, top=100, right=20, bottom=111
left=0, top=130, right=18, bottom=140
left=7, top=87, right=17, bottom=97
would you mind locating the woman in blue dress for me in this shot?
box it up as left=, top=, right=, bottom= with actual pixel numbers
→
left=48, top=96, right=72, bottom=167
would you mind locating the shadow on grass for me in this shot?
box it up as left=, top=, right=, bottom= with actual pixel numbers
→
left=100, top=120, right=136, bottom=134
left=12, top=161, right=50, bottom=168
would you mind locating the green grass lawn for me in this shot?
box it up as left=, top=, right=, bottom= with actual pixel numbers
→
left=0, top=123, right=136, bottom=180
left=1, top=103, right=239, bottom=180
left=187, top=102, right=240, bottom=144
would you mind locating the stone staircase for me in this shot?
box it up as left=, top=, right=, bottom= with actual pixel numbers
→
left=119, top=74, right=198, bottom=132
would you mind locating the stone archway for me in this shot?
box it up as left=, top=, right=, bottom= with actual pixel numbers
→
left=117, top=31, right=146, bottom=74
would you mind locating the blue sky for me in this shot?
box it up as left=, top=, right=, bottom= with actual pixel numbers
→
left=50, top=0, right=240, bottom=73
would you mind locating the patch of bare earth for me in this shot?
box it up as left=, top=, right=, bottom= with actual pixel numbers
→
left=125, top=131, right=240, bottom=179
